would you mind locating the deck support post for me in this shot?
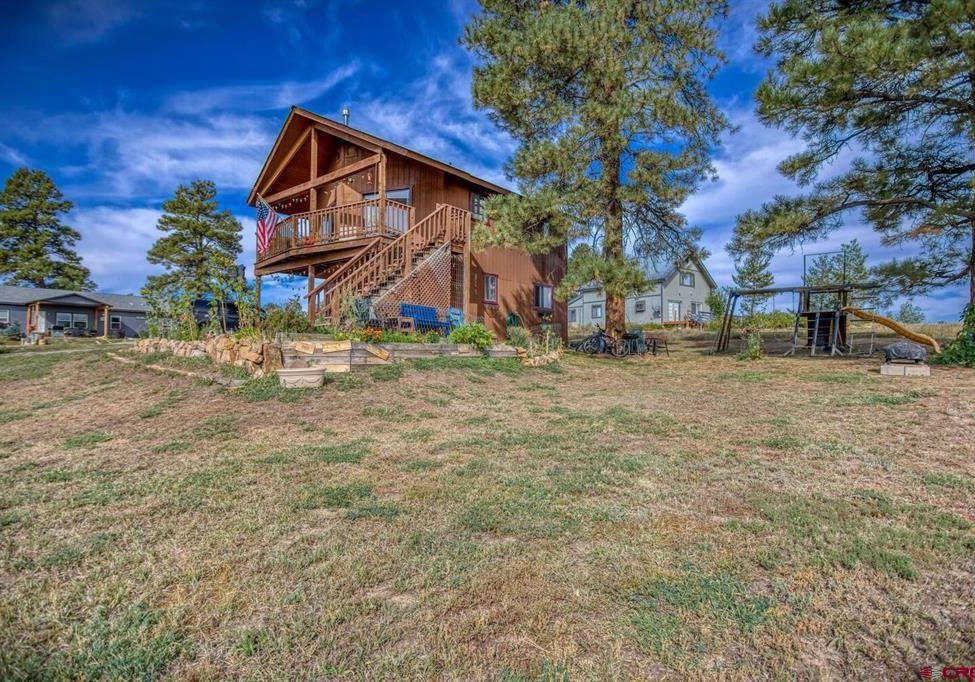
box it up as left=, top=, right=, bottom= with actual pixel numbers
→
left=307, top=265, right=317, bottom=324
left=103, top=305, right=109, bottom=337
left=462, top=211, right=472, bottom=322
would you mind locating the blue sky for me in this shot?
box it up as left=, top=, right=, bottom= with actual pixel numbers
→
left=0, top=0, right=967, bottom=321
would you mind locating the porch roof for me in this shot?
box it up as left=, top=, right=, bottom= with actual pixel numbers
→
left=0, top=286, right=147, bottom=312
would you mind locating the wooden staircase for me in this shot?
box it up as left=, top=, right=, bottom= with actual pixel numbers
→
left=307, top=203, right=471, bottom=324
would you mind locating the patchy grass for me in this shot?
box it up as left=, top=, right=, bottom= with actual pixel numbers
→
left=63, top=432, right=113, bottom=449
left=0, top=346, right=973, bottom=678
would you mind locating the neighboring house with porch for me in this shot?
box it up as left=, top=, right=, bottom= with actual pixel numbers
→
left=0, top=285, right=148, bottom=337
left=567, top=258, right=717, bottom=327
left=249, top=106, right=567, bottom=341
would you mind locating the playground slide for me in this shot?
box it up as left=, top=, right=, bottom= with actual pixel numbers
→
left=842, top=306, right=941, bottom=353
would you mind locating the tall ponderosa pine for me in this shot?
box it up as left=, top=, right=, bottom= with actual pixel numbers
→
left=731, top=0, right=975, bottom=305
left=0, top=168, right=94, bottom=290
left=143, top=180, right=242, bottom=300
left=732, top=249, right=774, bottom=317
left=804, top=239, right=874, bottom=308
left=464, top=0, right=728, bottom=335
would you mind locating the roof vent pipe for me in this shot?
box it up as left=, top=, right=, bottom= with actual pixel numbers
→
left=341, top=107, right=350, bottom=125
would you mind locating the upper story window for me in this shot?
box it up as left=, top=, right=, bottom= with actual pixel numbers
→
left=484, top=273, right=498, bottom=304
left=533, top=283, right=553, bottom=310
left=680, top=271, right=695, bottom=287
left=591, top=303, right=603, bottom=319
left=471, top=192, right=488, bottom=222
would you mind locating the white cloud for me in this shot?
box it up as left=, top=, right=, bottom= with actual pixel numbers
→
left=347, top=52, right=516, bottom=189
left=0, top=143, right=28, bottom=166
left=11, top=109, right=275, bottom=200
left=72, top=206, right=162, bottom=293
left=44, top=0, right=135, bottom=45
left=164, top=63, right=361, bottom=114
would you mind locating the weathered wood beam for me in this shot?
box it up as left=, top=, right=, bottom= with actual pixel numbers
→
left=264, top=154, right=381, bottom=205
left=309, top=129, right=318, bottom=211
left=260, top=127, right=311, bottom=197
left=313, top=123, right=381, bottom=152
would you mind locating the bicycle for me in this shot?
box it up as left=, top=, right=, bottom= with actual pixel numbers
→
left=577, top=324, right=630, bottom=357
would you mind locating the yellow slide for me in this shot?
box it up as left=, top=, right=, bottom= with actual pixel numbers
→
left=842, top=306, right=940, bottom=353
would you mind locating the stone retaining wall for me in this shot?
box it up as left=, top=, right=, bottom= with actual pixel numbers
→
left=134, top=335, right=283, bottom=378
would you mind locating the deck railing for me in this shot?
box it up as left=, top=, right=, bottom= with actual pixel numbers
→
left=308, top=203, right=471, bottom=323
left=260, top=199, right=413, bottom=261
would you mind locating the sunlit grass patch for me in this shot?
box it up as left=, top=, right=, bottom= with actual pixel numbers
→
left=191, top=415, right=237, bottom=439
left=403, top=458, right=442, bottom=471
left=629, top=571, right=773, bottom=656
left=402, top=427, right=436, bottom=443
left=63, top=432, right=113, bottom=449
left=921, top=472, right=974, bottom=491
left=152, top=440, right=189, bottom=455
left=834, top=390, right=927, bottom=407
left=369, top=364, right=403, bottom=381
left=293, top=483, right=373, bottom=510
left=233, top=376, right=314, bottom=403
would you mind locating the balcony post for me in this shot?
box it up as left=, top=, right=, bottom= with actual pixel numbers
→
left=377, top=152, right=387, bottom=235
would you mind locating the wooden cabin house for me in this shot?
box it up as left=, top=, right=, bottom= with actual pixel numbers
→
left=248, top=107, right=567, bottom=340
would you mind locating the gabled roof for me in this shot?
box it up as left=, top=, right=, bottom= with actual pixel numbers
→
left=0, top=285, right=147, bottom=312
left=569, top=256, right=717, bottom=297
left=247, top=106, right=510, bottom=206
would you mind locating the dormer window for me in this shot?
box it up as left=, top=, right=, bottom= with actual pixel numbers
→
left=680, top=271, right=695, bottom=287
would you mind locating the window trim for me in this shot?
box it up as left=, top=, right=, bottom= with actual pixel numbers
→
left=55, top=312, right=72, bottom=327
left=680, top=271, right=695, bottom=287
left=483, top=273, right=499, bottom=305
left=110, top=315, right=122, bottom=331
left=634, top=299, right=646, bottom=314
left=471, top=191, right=488, bottom=222
left=0, top=309, right=9, bottom=324
left=72, top=313, right=88, bottom=329
left=591, top=302, right=603, bottom=319
left=533, top=283, right=554, bottom=311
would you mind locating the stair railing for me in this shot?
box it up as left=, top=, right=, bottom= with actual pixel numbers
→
left=309, top=203, right=470, bottom=323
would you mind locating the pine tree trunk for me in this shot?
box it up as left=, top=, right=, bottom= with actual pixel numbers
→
left=602, top=149, right=626, bottom=337
left=969, top=217, right=974, bottom=305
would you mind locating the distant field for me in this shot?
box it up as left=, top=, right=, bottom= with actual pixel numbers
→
left=0, top=341, right=972, bottom=678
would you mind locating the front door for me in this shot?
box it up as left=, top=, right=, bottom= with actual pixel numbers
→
left=667, top=300, right=682, bottom=322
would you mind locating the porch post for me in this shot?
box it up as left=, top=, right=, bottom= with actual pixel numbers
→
left=307, top=265, right=317, bottom=323
left=103, top=305, right=109, bottom=337
left=309, top=129, right=318, bottom=213
left=377, top=152, right=387, bottom=234
left=462, top=211, right=472, bottom=321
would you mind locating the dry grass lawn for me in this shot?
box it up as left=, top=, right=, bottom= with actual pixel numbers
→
left=0, top=341, right=973, bottom=679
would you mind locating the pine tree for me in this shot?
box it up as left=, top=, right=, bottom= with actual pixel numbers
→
left=143, top=180, right=242, bottom=301
left=895, top=301, right=924, bottom=325
left=463, top=0, right=729, bottom=335
left=0, top=168, right=95, bottom=290
left=732, top=249, right=774, bottom=318
left=804, top=239, right=872, bottom=309
left=730, top=1, right=975, bottom=307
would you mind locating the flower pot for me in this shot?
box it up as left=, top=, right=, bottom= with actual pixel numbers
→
left=276, top=366, right=326, bottom=389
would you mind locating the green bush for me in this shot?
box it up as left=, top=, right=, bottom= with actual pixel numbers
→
left=447, top=323, right=494, bottom=351
left=934, top=304, right=975, bottom=367
left=737, top=331, right=764, bottom=361
left=742, top=311, right=794, bottom=329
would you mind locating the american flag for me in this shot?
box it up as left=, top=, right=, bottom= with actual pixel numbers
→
left=255, top=196, right=279, bottom=255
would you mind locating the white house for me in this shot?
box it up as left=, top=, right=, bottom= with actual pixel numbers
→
left=567, top=258, right=717, bottom=326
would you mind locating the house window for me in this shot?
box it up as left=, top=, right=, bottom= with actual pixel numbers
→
left=110, top=315, right=122, bottom=331
left=471, top=192, right=488, bottom=222
left=72, top=313, right=88, bottom=329
left=635, top=299, right=646, bottom=314
left=591, top=303, right=603, bottom=319
left=569, top=308, right=577, bottom=323
left=0, top=310, right=8, bottom=325
left=680, top=271, right=695, bottom=287
left=56, top=312, right=72, bottom=328
left=690, top=302, right=700, bottom=315
left=484, top=273, right=499, bottom=304
left=363, top=188, right=412, bottom=232
left=533, top=284, right=553, bottom=310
